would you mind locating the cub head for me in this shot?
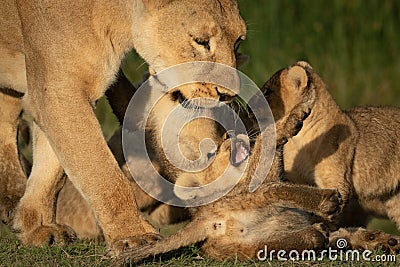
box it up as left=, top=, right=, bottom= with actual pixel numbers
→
left=174, top=133, right=250, bottom=201
left=134, top=0, right=247, bottom=105
left=261, top=61, right=316, bottom=121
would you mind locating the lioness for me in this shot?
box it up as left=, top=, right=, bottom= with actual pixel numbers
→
left=0, top=0, right=247, bottom=252
left=263, top=61, right=400, bottom=228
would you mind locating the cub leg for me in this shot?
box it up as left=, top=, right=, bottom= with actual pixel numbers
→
left=116, top=217, right=209, bottom=264
left=261, top=183, right=342, bottom=220
left=275, top=101, right=313, bottom=146
left=206, top=182, right=342, bottom=221
left=0, top=91, right=27, bottom=224
left=13, top=122, right=76, bottom=245
left=384, top=193, right=400, bottom=232
left=246, top=98, right=313, bottom=186
left=56, top=178, right=102, bottom=241
left=330, top=227, right=400, bottom=253
left=261, top=223, right=328, bottom=254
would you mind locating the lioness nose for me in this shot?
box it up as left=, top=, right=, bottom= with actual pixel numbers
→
left=216, top=86, right=236, bottom=103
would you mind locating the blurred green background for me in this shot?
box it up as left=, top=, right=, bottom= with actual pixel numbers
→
left=99, top=0, right=400, bottom=134
left=94, top=0, right=400, bottom=233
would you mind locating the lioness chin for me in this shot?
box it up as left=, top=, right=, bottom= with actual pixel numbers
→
left=0, top=0, right=246, bottom=253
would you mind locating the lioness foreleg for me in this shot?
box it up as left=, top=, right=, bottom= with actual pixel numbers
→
left=18, top=91, right=157, bottom=250
left=13, top=4, right=158, bottom=251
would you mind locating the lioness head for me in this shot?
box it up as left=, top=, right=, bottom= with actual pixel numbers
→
left=134, top=0, right=247, bottom=104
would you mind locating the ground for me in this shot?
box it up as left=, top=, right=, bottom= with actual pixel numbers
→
left=1, top=222, right=398, bottom=267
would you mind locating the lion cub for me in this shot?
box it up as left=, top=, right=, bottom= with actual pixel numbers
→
left=117, top=63, right=400, bottom=264
left=116, top=66, right=347, bottom=263
left=263, top=61, right=400, bottom=228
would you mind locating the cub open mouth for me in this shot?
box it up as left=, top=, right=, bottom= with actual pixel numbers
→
left=230, top=138, right=250, bottom=167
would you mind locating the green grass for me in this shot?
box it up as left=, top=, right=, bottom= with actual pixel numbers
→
left=0, top=223, right=108, bottom=267
left=1, top=222, right=398, bottom=267
left=237, top=0, right=400, bottom=109
left=5, top=0, right=400, bottom=266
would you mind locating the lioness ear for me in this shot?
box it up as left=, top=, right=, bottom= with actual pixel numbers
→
left=141, top=0, right=175, bottom=10
left=236, top=53, right=249, bottom=68
left=284, top=65, right=308, bottom=91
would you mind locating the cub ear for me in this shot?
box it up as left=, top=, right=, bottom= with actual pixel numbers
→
left=294, top=61, right=313, bottom=70
left=141, top=0, right=175, bottom=10
left=284, top=65, right=308, bottom=91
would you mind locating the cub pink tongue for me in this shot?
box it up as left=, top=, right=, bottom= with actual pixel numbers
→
left=234, top=141, right=249, bottom=164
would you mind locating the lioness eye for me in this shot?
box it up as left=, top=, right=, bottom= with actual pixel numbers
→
left=234, top=36, right=245, bottom=53
left=263, top=87, right=273, bottom=97
left=194, top=38, right=210, bottom=50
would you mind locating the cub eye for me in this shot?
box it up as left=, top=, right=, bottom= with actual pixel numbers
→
left=207, top=148, right=217, bottom=160
left=194, top=38, right=210, bottom=50
left=234, top=36, right=245, bottom=53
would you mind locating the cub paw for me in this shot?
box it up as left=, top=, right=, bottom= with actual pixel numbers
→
left=329, top=227, right=400, bottom=253
left=369, top=232, right=400, bottom=254
left=17, top=224, right=77, bottom=246
left=110, top=233, right=162, bottom=256
left=309, top=223, right=329, bottom=250
left=277, top=102, right=312, bottom=146
left=318, top=189, right=343, bottom=220
left=0, top=197, right=18, bottom=225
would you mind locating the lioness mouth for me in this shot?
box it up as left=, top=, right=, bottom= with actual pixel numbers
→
left=171, top=90, right=192, bottom=109
left=230, top=138, right=250, bottom=167
left=171, top=90, right=218, bottom=109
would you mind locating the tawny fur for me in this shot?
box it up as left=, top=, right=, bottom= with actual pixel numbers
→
left=56, top=64, right=400, bottom=260
left=262, top=61, right=400, bottom=229
left=56, top=71, right=224, bottom=240
left=0, top=0, right=247, bottom=253
left=116, top=63, right=400, bottom=263
left=115, top=67, right=342, bottom=263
